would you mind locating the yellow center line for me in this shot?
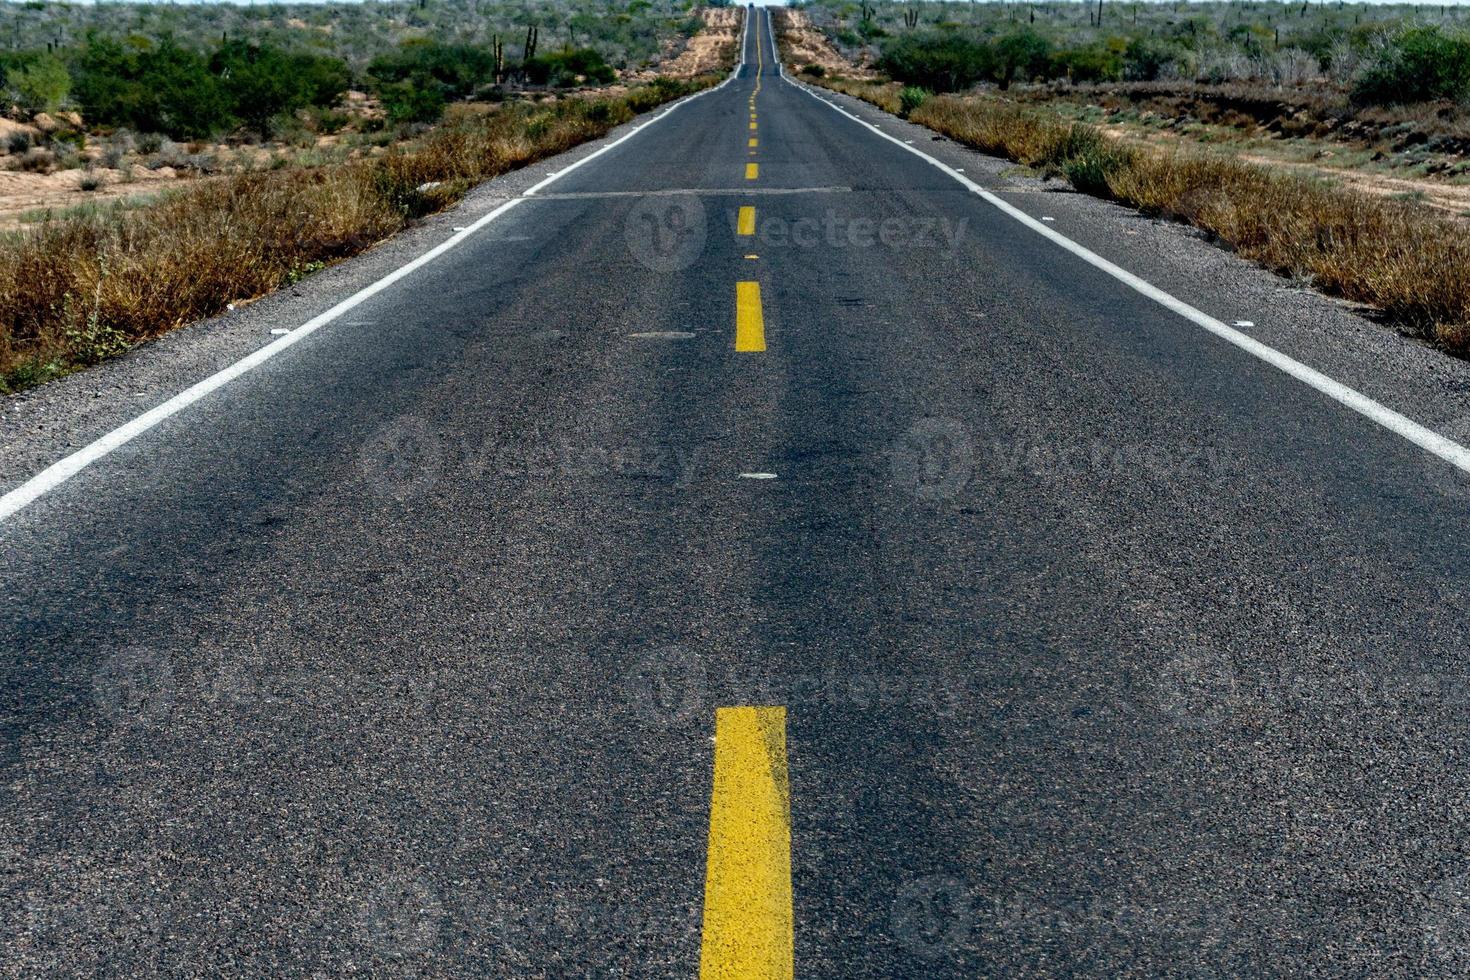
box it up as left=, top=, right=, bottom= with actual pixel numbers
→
left=738, top=206, right=756, bottom=236
left=750, top=121, right=758, bottom=131
left=749, top=138, right=758, bottom=147
left=699, top=706, right=792, bottom=979
left=745, top=163, right=759, bottom=180
left=735, top=282, right=765, bottom=352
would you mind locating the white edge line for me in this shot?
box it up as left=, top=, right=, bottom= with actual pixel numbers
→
left=0, top=17, right=751, bottom=525
left=784, top=76, right=1470, bottom=476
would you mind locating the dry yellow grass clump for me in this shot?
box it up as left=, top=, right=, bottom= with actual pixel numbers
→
left=820, top=78, right=1470, bottom=353
left=0, top=77, right=716, bottom=393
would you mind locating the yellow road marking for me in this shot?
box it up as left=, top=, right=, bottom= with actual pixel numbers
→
left=738, top=207, right=756, bottom=236
left=750, top=121, right=758, bottom=131
left=749, top=138, right=758, bottom=147
left=744, top=254, right=759, bottom=259
left=746, top=163, right=759, bottom=180
left=699, top=706, right=792, bottom=979
left=735, top=282, right=765, bottom=352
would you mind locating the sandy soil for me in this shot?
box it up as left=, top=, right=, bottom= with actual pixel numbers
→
left=634, top=7, right=741, bottom=80
left=1091, top=118, right=1470, bottom=220
left=773, top=9, right=877, bottom=78
left=0, top=165, right=195, bottom=230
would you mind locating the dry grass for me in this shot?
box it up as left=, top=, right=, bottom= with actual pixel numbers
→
left=818, top=77, right=1470, bottom=354
left=0, top=78, right=716, bottom=393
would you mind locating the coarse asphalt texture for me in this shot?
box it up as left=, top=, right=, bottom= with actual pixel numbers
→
left=8, top=8, right=1470, bottom=976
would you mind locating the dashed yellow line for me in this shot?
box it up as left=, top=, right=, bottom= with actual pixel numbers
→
left=735, top=282, right=765, bottom=352
left=699, top=706, right=792, bottom=979
left=745, top=163, right=759, bottom=180
left=738, top=207, right=756, bottom=236
left=749, top=138, right=758, bottom=148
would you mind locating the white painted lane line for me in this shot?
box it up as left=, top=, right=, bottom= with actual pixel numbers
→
left=788, top=78, right=1470, bottom=478
left=0, top=17, right=752, bottom=525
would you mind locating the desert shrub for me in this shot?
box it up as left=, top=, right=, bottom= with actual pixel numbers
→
left=211, top=42, right=350, bottom=139
left=1051, top=43, right=1124, bottom=83
left=898, top=85, right=930, bottom=117
left=523, top=48, right=616, bottom=87
left=379, top=79, right=447, bottom=125
left=71, top=36, right=234, bottom=140
left=878, top=32, right=993, bottom=92
left=20, top=146, right=54, bottom=171
left=1354, top=26, right=1470, bottom=106
left=367, top=41, right=497, bottom=101
left=5, top=53, right=70, bottom=113
left=801, top=63, right=826, bottom=77
left=78, top=171, right=103, bottom=191
left=1122, top=37, right=1191, bottom=81
left=992, top=29, right=1052, bottom=89
left=5, top=130, right=34, bottom=154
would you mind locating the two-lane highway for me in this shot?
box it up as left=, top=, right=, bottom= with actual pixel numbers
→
left=8, top=7, right=1470, bottom=975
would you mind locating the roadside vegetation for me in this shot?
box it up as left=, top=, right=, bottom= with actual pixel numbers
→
left=0, top=1, right=738, bottom=393
left=777, top=3, right=1470, bottom=355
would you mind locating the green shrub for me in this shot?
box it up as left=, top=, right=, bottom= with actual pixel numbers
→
left=993, top=29, right=1052, bottom=89
left=879, top=32, right=993, bottom=92
left=6, top=53, right=70, bottom=113
left=802, top=63, right=826, bottom=77
left=1052, top=42, right=1125, bottom=83
left=898, top=85, right=930, bottom=117
left=1122, top=37, right=1189, bottom=81
left=1354, top=26, right=1470, bottom=106
left=380, top=79, right=446, bottom=125
left=524, top=48, right=616, bottom=87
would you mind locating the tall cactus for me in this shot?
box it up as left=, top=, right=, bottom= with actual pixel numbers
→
left=903, top=5, right=919, bottom=29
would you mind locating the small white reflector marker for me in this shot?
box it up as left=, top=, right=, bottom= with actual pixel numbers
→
left=1235, top=320, right=1255, bottom=327
left=1041, top=216, right=1055, bottom=222
left=270, top=328, right=291, bottom=335
left=739, top=472, right=777, bottom=480
left=453, top=226, right=468, bottom=231
left=628, top=331, right=696, bottom=339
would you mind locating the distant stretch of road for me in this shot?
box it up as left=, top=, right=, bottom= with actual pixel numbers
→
left=9, top=8, right=1470, bottom=976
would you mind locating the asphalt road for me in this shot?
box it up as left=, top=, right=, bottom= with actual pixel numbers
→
left=9, top=8, right=1470, bottom=976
